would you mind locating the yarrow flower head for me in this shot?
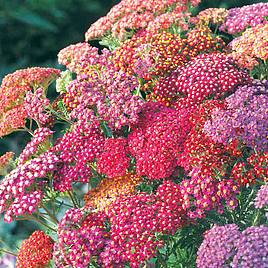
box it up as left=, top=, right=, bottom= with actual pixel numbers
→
left=0, top=67, right=60, bottom=114
left=58, top=42, right=100, bottom=74
left=197, top=224, right=268, bottom=268
left=102, top=180, right=185, bottom=267
left=192, top=8, right=228, bottom=26
left=153, top=53, right=251, bottom=109
left=85, top=0, right=201, bottom=41
left=204, top=80, right=268, bottom=151
left=18, top=127, right=53, bottom=165
left=220, top=3, right=268, bottom=34
left=84, top=173, right=141, bottom=212
left=54, top=208, right=108, bottom=268
left=0, top=152, right=14, bottom=176
left=52, top=115, right=104, bottom=192
left=229, top=24, right=268, bottom=69
left=196, top=224, right=241, bottom=268
left=96, top=138, right=130, bottom=178
left=128, top=102, right=190, bottom=179
left=0, top=152, right=59, bottom=222
left=16, top=230, right=54, bottom=268
left=255, top=183, right=268, bottom=210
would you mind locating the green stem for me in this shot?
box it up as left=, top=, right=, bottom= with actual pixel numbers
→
left=40, top=205, right=58, bottom=224
left=18, top=215, right=57, bottom=232
left=67, top=191, right=79, bottom=208
left=0, top=248, right=17, bottom=257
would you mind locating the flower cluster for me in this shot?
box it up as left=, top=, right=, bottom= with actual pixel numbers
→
left=16, top=230, right=54, bottom=268
left=153, top=53, right=251, bottom=109
left=58, top=42, right=100, bottom=74
left=197, top=224, right=268, bottom=268
left=0, top=152, right=14, bottom=175
left=0, top=67, right=60, bottom=114
left=255, top=183, right=268, bottom=209
left=54, top=208, right=107, bottom=268
left=103, top=180, right=185, bottom=267
left=196, top=224, right=241, bottom=267
left=204, top=81, right=268, bottom=151
left=84, top=174, right=141, bottom=212
left=24, top=87, right=52, bottom=126
left=0, top=152, right=59, bottom=222
left=180, top=173, right=239, bottom=218
left=220, top=3, right=268, bottom=34
left=128, top=102, right=190, bottom=179
left=18, top=127, right=53, bottom=165
left=85, top=0, right=200, bottom=40
left=230, top=24, right=268, bottom=69
left=96, top=138, right=130, bottom=178
left=113, top=26, right=224, bottom=83
left=52, top=117, right=104, bottom=192
left=191, top=8, right=228, bottom=25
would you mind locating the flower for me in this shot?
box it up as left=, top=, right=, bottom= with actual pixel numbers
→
left=16, top=230, right=54, bottom=268
left=54, top=208, right=108, bottom=268
left=220, top=3, right=268, bottom=34
left=229, top=24, right=268, bottom=69
left=84, top=173, right=141, bottom=212
left=96, top=138, right=130, bottom=178
left=255, top=183, right=268, bottom=209
left=204, top=81, right=268, bottom=151
left=153, top=53, right=251, bottom=109
left=128, top=102, right=190, bottom=179
left=196, top=224, right=241, bottom=268
left=18, top=127, right=53, bottom=165
left=85, top=0, right=201, bottom=41
left=0, top=152, right=59, bottom=222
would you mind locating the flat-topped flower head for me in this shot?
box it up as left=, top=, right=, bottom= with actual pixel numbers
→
left=84, top=173, right=141, bottom=212
left=16, top=230, right=54, bottom=268
left=230, top=24, right=268, bottom=69
left=0, top=152, right=14, bottom=176
left=204, top=81, right=268, bottom=151
left=153, top=53, right=251, bottom=109
left=220, top=3, right=268, bottom=34
left=85, top=0, right=201, bottom=41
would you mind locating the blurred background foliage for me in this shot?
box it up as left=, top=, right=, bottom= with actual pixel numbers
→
left=0, top=0, right=265, bottom=254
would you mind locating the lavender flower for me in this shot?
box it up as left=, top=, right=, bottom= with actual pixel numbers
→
left=232, top=226, right=268, bottom=268
left=255, top=184, right=268, bottom=209
left=220, top=3, right=268, bottom=34
left=204, top=81, right=268, bottom=151
left=196, top=224, right=241, bottom=268
left=197, top=224, right=268, bottom=268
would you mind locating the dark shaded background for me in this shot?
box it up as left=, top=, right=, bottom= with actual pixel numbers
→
left=0, top=0, right=265, bottom=252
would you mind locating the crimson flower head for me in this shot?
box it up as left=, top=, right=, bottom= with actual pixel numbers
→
left=16, top=230, right=54, bottom=268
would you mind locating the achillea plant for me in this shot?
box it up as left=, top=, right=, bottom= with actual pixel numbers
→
left=0, top=0, right=268, bottom=267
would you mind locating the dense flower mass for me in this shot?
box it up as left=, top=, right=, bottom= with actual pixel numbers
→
left=16, top=230, right=54, bottom=268
left=96, top=138, right=130, bottom=178
left=113, top=26, right=224, bottom=82
left=220, top=3, right=268, bottom=34
left=229, top=24, right=268, bottom=69
left=0, top=152, right=59, bottom=222
left=204, top=81, right=268, bottom=151
left=54, top=208, right=107, bottom=268
left=84, top=174, right=141, bottom=212
left=197, top=224, right=268, bottom=268
left=153, top=53, right=251, bottom=109
left=192, top=8, right=228, bottom=25
left=128, top=102, right=190, bottom=179
left=85, top=0, right=201, bottom=40
left=255, top=183, right=268, bottom=209
left=0, top=152, right=14, bottom=175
